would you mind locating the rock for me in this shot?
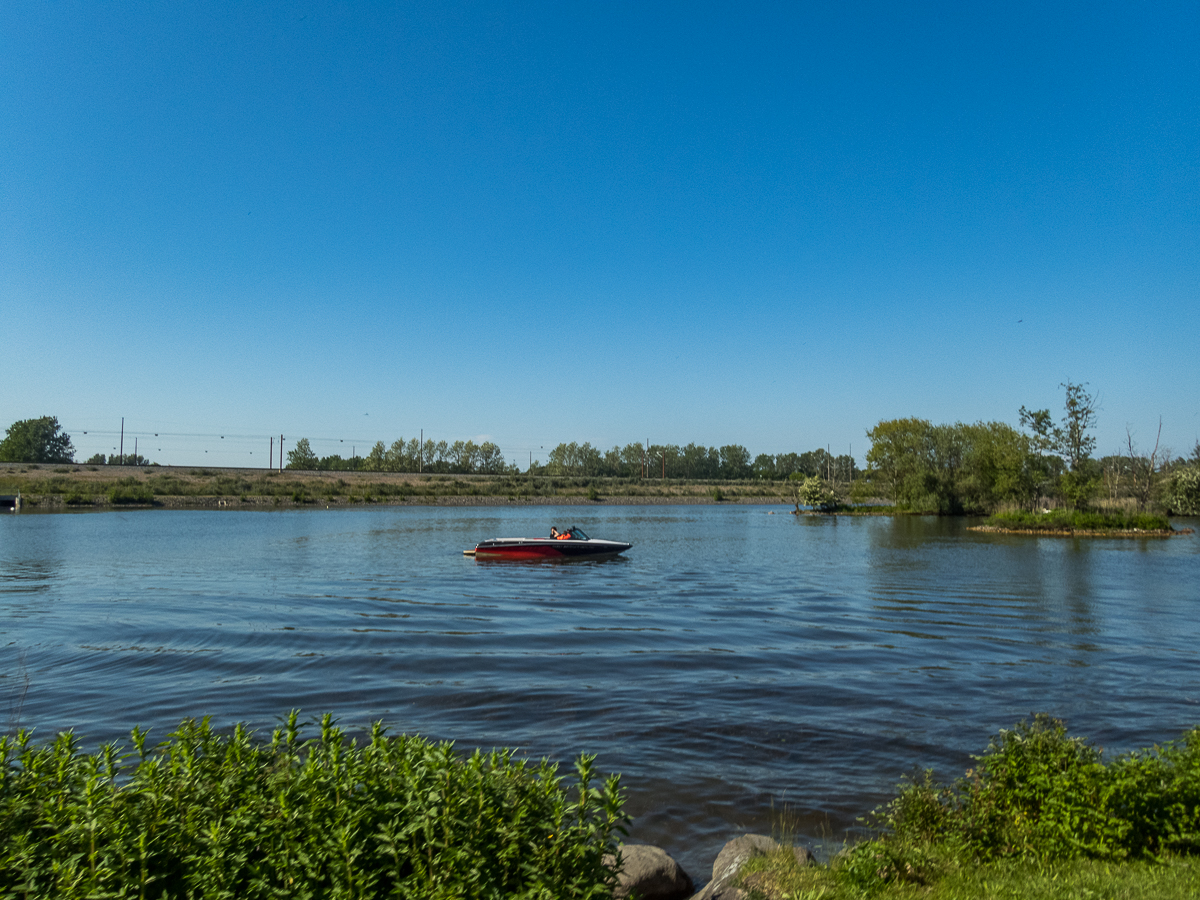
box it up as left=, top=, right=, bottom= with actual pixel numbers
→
left=791, top=844, right=815, bottom=868
left=688, top=834, right=814, bottom=900
left=605, top=844, right=694, bottom=900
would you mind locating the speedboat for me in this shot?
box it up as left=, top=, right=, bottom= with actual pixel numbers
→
left=465, top=526, right=631, bottom=561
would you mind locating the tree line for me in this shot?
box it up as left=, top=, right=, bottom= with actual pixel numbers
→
left=534, top=441, right=858, bottom=482
left=284, top=436, right=861, bottom=481
left=859, top=382, right=1200, bottom=515
left=6, top=403, right=1199, bottom=515
left=286, top=437, right=515, bottom=474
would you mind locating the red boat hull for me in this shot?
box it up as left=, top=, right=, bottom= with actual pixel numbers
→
left=468, top=537, right=631, bottom=561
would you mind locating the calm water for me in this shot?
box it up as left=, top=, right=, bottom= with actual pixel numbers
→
left=2, top=505, right=1198, bottom=874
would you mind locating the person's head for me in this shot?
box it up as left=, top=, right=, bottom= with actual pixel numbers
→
left=550, top=526, right=558, bottom=534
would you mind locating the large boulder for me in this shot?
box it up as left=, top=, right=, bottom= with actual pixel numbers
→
left=605, top=844, right=694, bottom=900
left=689, top=834, right=813, bottom=900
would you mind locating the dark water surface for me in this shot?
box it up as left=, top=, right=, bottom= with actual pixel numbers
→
left=3, top=506, right=1199, bottom=874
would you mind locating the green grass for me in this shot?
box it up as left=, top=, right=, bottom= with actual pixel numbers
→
left=0, top=712, right=627, bottom=899
left=739, top=716, right=1200, bottom=900
left=986, top=509, right=1172, bottom=532
left=0, top=467, right=799, bottom=507
left=740, top=851, right=1200, bottom=900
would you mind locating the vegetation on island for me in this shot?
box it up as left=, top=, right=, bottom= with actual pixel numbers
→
left=741, top=715, right=1200, bottom=899
left=0, top=712, right=627, bottom=900
left=855, top=383, right=1198, bottom=529
left=984, top=509, right=1172, bottom=534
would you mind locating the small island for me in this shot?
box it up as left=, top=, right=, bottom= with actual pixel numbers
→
left=971, top=508, right=1193, bottom=537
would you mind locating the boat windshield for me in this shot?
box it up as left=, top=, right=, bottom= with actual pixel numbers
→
left=568, top=527, right=589, bottom=541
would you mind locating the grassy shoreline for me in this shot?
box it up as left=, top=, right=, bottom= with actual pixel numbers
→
left=740, top=715, right=1200, bottom=900
left=3, top=466, right=1192, bottom=533
left=0, top=462, right=796, bottom=510
left=5, top=713, right=1199, bottom=899
left=972, top=508, right=1192, bottom=537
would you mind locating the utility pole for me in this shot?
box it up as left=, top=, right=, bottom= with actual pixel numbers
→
left=134, top=437, right=137, bottom=466
left=280, top=435, right=284, bottom=473
left=420, top=429, right=423, bottom=473
left=269, top=436, right=273, bottom=470
left=119, top=417, right=124, bottom=465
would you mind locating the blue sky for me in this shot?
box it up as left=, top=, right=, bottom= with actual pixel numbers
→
left=3, top=1, right=1197, bottom=468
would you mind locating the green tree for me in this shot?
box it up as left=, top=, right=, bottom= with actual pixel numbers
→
left=646, top=443, right=681, bottom=478
left=1020, top=381, right=1100, bottom=508
left=680, top=443, right=718, bottom=479
left=0, top=416, right=75, bottom=463
left=718, top=444, right=751, bottom=479
left=619, top=442, right=646, bottom=477
left=1163, top=442, right=1200, bottom=515
left=364, top=441, right=387, bottom=471
left=476, top=441, right=508, bottom=474
left=866, top=419, right=1037, bottom=513
left=865, top=418, right=936, bottom=508
left=286, top=438, right=319, bottom=469
left=450, top=440, right=481, bottom=473
left=111, top=453, right=152, bottom=466
left=383, top=438, right=411, bottom=471
left=752, top=453, right=777, bottom=479
left=546, top=441, right=602, bottom=475
left=957, top=421, right=1037, bottom=511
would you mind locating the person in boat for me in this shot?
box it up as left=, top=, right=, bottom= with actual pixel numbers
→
left=556, top=526, right=574, bottom=540
left=550, top=526, right=559, bottom=538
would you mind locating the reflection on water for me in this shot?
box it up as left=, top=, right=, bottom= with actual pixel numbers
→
left=1, top=506, right=1198, bottom=875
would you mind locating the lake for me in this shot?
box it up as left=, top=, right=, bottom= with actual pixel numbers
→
left=2, top=504, right=1198, bottom=875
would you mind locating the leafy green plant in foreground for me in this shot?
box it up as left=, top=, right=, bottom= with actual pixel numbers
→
left=0, top=712, right=628, bottom=899
left=837, top=716, right=1200, bottom=893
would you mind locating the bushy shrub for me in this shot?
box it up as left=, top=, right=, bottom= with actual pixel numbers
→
left=838, top=716, right=1200, bottom=892
left=0, top=713, right=627, bottom=899
left=107, top=483, right=155, bottom=504
left=795, top=475, right=840, bottom=512
left=1163, top=465, right=1200, bottom=515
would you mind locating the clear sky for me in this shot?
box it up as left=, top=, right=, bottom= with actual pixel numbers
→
left=3, top=1, right=1197, bottom=468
